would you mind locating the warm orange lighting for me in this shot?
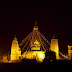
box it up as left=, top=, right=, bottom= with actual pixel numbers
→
left=31, top=40, right=41, bottom=51
left=50, top=39, right=59, bottom=60
left=22, top=51, right=45, bottom=62
left=68, top=45, right=72, bottom=60
left=11, top=37, right=21, bottom=60
left=36, top=52, right=45, bottom=62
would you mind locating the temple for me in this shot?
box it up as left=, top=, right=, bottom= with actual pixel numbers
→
left=11, top=36, right=21, bottom=60
left=9, top=21, right=70, bottom=62
left=50, top=39, right=59, bottom=59
left=68, top=45, right=72, bottom=60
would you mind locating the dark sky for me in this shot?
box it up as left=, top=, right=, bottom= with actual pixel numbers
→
left=0, top=1, right=72, bottom=55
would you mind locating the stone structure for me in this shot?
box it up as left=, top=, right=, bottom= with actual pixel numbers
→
left=11, top=36, right=21, bottom=60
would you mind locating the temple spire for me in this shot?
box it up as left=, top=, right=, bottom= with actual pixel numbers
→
left=14, top=35, right=16, bottom=38
left=14, top=35, right=17, bottom=41
left=52, top=34, right=55, bottom=39
left=35, top=20, right=37, bottom=25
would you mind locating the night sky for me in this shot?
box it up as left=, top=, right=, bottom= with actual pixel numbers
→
left=0, top=1, right=72, bottom=55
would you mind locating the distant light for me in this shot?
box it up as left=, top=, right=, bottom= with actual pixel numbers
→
left=47, top=56, right=49, bottom=58
left=50, top=60, right=52, bottom=61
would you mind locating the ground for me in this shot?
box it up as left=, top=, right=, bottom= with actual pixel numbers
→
left=0, top=60, right=72, bottom=72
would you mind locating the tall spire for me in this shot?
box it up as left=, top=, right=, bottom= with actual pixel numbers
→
left=35, top=20, right=37, bottom=25
left=33, top=20, right=38, bottom=30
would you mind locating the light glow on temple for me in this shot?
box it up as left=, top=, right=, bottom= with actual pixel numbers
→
left=11, top=36, right=21, bottom=61
left=0, top=21, right=72, bottom=63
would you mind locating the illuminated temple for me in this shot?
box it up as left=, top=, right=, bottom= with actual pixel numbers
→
left=9, top=21, right=72, bottom=62
left=1, top=21, right=72, bottom=63
left=50, top=39, right=59, bottom=60
left=11, top=36, right=21, bottom=60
